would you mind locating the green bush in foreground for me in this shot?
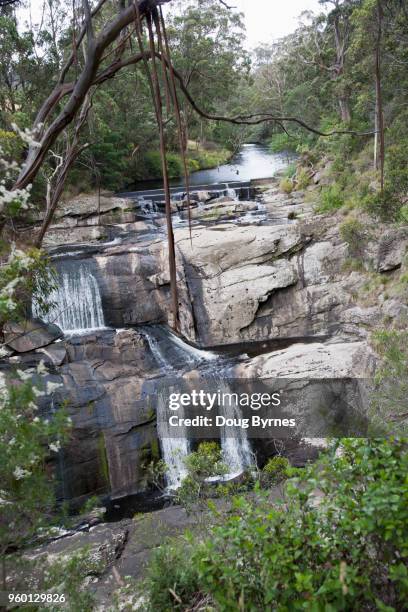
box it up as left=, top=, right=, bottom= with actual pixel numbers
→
left=144, top=439, right=408, bottom=611
left=316, top=184, right=344, bottom=213
left=260, top=455, right=290, bottom=487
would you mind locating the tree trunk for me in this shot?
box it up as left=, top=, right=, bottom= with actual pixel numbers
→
left=339, top=96, right=351, bottom=123
left=374, top=0, right=385, bottom=192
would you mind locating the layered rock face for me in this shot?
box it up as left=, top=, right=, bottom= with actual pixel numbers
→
left=54, top=329, right=160, bottom=505
left=175, top=219, right=406, bottom=347
left=6, top=182, right=407, bottom=504
left=48, top=188, right=406, bottom=350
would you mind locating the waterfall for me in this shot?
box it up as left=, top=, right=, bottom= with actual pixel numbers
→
left=217, top=380, right=253, bottom=474
left=142, top=326, right=193, bottom=488
left=142, top=325, right=252, bottom=487
left=34, top=259, right=105, bottom=333
left=224, top=183, right=237, bottom=200
left=157, top=392, right=189, bottom=489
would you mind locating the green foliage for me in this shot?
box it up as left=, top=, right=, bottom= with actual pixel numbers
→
left=261, top=455, right=290, bottom=487
left=144, top=538, right=203, bottom=612
left=269, top=132, right=295, bottom=153
left=279, top=177, right=293, bottom=194
left=363, top=143, right=408, bottom=221
left=144, top=439, right=408, bottom=611
left=283, top=162, right=296, bottom=178
left=339, top=217, right=366, bottom=257
left=0, top=247, right=57, bottom=325
left=175, top=442, right=228, bottom=510
left=295, top=167, right=311, bottom=190
left=316, top=183, right=344, bottom=213
left=0, top=366, right=71, bottom=586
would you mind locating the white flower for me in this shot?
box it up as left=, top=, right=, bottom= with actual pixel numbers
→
left=0, top=278, right=19, bottom=297
left=13, top=466, right=31, bottom=480
left=33, top=417, right=40, bottom=423
left=49, top=441, right=61, bottom=453
left=32, top=387, right=45, bottom=398
left=46, top=381, right=62, bottom=395
left=9, top=437, right=16, bottom=446
left=28, top=401, right=38, bottom=410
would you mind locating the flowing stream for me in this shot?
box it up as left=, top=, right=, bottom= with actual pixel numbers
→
left=140, top=325, right=253, bottom=489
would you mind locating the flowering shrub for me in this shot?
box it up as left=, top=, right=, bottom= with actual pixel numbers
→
left=0, top=133, right=57, bottom=328
left=0, top=140, right=69, bottom=588
left=0, top=365, right=70, bottom=586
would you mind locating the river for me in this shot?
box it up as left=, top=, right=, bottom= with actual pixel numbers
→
left=120, top=143, right=292, bottom=197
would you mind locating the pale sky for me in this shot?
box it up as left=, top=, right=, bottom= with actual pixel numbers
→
left=19, top=1, right=324, bottom=48
left=231, top=0, right=323, bottom=47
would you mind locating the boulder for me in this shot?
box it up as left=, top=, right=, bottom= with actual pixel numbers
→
left=376, top=228, right=408, bottom=272
left=4, top=319, right=63, bottom=353
left=56, top=194, right=134, bottom=219
left=208, top=195, right=236, bottom=205
left=235, top=201, right=258, bottom=212
left=235, top=341, right=375, bottom=380
left=36, top=342, right=67, bottom=366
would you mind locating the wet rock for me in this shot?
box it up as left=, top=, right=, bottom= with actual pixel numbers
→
left=43, top=225, right=108, bottom=246
left=195, top=190, right=212, bottom=202
left=234, top=201, right=258, bottom=212
left=93, top=240, right=195, bottom=340
left=56, top=194, right=133, bottom=220
left=4, top=318, right=63, bottom=353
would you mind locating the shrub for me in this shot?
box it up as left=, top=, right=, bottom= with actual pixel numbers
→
left=339, top=218, right=366, bottom=257
left=295, top=167, right=311, bottom=190
left=400, top=204, right=408, bottom=224
left=175, top=442, right=228, bottom=510
left=270, top=132, right=295, bottom=153
left=316, top=183, right=344, bottom=213
left=144, top=439, right=408, bottom=611
left=261, top=455, right=290, bottom=487
left=144, top=538, right=203, bottom=611
left=283, top=162, right=296, bottom=178
left=279, top=177, right=293, bottom=194
left=0, top=366, right=70, bottom=587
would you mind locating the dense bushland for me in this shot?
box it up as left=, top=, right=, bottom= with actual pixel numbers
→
left=143, top=438, right=408, bottom=611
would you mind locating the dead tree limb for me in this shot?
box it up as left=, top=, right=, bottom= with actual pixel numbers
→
left=35, top=94, right=93, bottom=247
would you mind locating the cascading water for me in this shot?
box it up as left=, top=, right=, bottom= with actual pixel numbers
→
left=156, top=392, right=190, bottom=488
left=34, top=259, right=105, bottom=333
left=139, top=198, right=158, bottom=216
left=216, top=380, right=253, bottom=474
left=141, top=325, right=252, bottom=487
left=224, top=184, right=237, bottom=200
